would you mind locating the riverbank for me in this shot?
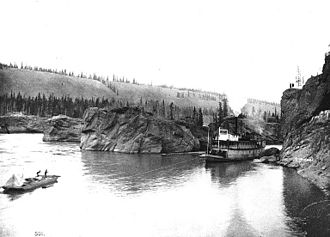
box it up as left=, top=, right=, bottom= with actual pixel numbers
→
left=278, top=110, right=330, bottom=194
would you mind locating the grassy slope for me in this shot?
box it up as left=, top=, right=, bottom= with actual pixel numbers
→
left=0, top=68, right=221, bottom=111
left=0, top=68, right=115, bottom=99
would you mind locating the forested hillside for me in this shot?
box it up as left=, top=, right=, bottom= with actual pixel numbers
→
left=0, top=63, right=228, bottom=121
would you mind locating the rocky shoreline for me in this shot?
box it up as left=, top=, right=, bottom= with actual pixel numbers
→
left=0, top=113, right=47, bottom=133
left=0, top=109, right=202, bottom=154
left=278, top=110, right=330, bottom=192
left=0, top=113, right=82, bottom=143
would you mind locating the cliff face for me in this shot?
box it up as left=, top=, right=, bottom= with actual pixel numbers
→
left=43, top=115, right=82, bottom=142
left=80, top=107, right=200, bottom=153
left=281, top=54, right=330, bottom=138
left=280, top=53, right=330, bottom=191
left=279, top=111, right=330, bottom=190
left=281, top=76, right=329, bottom=138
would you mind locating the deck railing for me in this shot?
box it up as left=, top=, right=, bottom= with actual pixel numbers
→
left=211, top=140, right=263, bottom=150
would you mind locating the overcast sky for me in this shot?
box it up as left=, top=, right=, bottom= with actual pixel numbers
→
left=1, top=0, right=330, bottom=111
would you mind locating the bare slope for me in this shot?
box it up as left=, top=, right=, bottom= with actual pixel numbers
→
left=113, top=82, right=221, bottom=109
left=0, top=68, right=115, bottom=99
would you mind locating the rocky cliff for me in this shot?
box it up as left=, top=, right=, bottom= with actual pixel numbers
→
left=280, top=53, right=330, bottom=191
left=281, top=54, right=330, bottom=138
left=43, top=115, right=82, bottom=142
left=80, top=107, right=200, bottom=153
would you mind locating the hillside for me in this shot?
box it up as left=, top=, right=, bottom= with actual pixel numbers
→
left=113, top=81, right=223, bottom=109
left=0, top=67, right=225, bottom=115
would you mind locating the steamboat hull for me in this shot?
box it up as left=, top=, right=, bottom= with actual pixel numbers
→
left=201, top=147, right=264, bottom=162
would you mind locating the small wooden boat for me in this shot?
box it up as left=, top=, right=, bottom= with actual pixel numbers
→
left=1, top=175, right=60, bottom=194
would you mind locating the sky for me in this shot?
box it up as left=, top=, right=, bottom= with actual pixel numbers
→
left=1, top=0, right=330, bottom=112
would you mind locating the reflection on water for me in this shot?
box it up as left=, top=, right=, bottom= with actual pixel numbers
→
left=205, top=161, right=256, bottom=186
left=0, top=134, right=329, bottom=237
left=81, top=151, right=202, bottom=195
left=283, top=168, right=330, bottom=236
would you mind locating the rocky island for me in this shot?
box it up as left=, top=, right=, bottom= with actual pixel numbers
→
left=80, top=107, right=200, bottom=153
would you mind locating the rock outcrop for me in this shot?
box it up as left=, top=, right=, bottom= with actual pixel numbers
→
left=258, top=147, right=280, bottom=163
left=260, top=147, right=280, bottom=157
left=80, top=107, right=200, bottom=153
left=43, top=115, right=82, bottom=142
left=0, top=113, right=47, bottom=133
left=279, top=53, right=330, bottom=191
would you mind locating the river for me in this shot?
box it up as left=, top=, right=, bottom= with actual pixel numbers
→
left=0, top=134, right=329, bottom=237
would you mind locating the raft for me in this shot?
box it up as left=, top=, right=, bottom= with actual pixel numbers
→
left=1, top=175, right=60, bottom=194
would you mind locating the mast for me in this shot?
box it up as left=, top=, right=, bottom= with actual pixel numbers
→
left=295, top=66, right=304, bottom=87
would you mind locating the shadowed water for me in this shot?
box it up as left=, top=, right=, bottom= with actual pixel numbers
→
left=0, top=134, right=329, bottom=237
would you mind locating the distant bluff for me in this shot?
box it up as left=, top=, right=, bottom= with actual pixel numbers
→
left=280, top=52, right=330, bottom=191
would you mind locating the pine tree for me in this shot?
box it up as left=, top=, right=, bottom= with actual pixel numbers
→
left=263, top=111, right=267, bottom=121
left=213, top=111, right=218, bottom=127
left=223, top=98, right=228, bottom=118
left=218, top=102, right=223, bottom=127
left=162, top=100, right=166, bottom=118
left=169, top=102, right=174, bottom=120
left=198, top=108, right=203, bottom=127
left=193, top=107, right=197, bottom=122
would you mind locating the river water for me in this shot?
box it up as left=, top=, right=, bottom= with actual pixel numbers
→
left=0, top=134, right=329, bottom=237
